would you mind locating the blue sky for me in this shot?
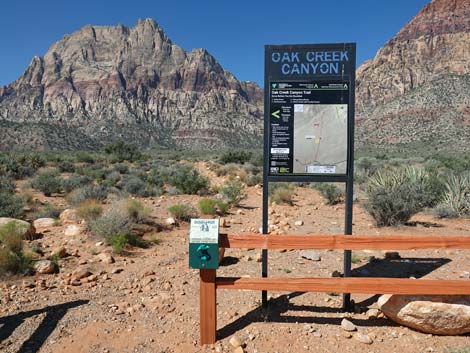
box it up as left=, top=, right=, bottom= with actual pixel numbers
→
left=0, top=0, right=429, bottom=87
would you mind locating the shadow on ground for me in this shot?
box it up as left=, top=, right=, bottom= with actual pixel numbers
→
left=218, top=257, right=450, bottom=339
left=0, top=299, right=89, bottom=353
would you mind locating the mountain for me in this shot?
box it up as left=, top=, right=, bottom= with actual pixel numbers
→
left=356, top=0, right=470, bottom=152
left=0, top=19, right=263, bottom=151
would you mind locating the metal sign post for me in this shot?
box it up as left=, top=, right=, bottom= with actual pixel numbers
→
left=262, top=43, right=356, bottom=310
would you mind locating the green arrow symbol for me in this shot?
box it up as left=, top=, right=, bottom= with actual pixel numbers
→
left=271, top=110, right=280, bottom=119
left=271, top=83, right=277, bottom=89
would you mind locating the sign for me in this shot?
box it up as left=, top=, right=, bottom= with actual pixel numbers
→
left=265, top=43, right=355, bottom=177
left=189, top=219, right=219, bottom=269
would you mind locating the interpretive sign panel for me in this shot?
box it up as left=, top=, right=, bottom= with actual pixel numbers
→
left=265, top=44, right=355, bottom=177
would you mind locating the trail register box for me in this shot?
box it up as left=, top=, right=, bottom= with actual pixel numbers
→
left=189, top=219, right=219, bottom=270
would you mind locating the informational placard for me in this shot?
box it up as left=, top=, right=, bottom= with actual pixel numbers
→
left=189, top=219, right=219, bottom=269
left=265, top=44, right=355, bottom=177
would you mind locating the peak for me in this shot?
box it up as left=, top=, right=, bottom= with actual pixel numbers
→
left=391, top=0, right=470, bottom=42
left=136, top=18, right=159, bottom=28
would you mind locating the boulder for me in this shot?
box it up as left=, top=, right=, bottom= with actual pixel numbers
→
left=0, top=218, right=36, bottom=240
left=64, top=224, right=83, bottom=237
left=33, top=218, right=56, bottom=229
left=97, top=252, right=115, bottom=264
left=59, top=209, right=78, bottom=224
left=378, top=294, right=470, bottom=335
left=34, top=260, right=56, bottom=274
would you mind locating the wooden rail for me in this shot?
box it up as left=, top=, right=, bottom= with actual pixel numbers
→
left=219, top=234, right=470, bottom=250
left=216, top=277, right=470, bottom=295
left=199, top=234, right=470, bottom=345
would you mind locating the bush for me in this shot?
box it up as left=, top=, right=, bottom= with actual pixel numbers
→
left=90, top=206, right=132, bottom=239
left=433, top=204, right=458, bottom=219
left=118, top=199, right=150, bottom=223
left=440, top=173, right=470, bottom=217
left=219, top=180, right=245, bottom=206
left=67, top=184, right=108, bottom=206
left=78, top=164, right=108, bottom=181
left=34, top=203, right=62, bottom=219
left=30, top=170, right=63, bottom=196
left=0, top=176, right=16, bottom=194
left=113, top=163, right=130, bottom=174
left=104, top=139, right=142, bottom=162
left=62, top=174, right=93, bottom=193
left=0, top=153, right=45, bottom=179
left=168, top=204, right=198, bottom=223
left=219, top=150, right=253, bottom=164
left=0, top=222, right=33, bottom=275
left=0, top=192, right=25, bottom=218
left=146, top=168, right=165, bottom=188
left=198, top=198, right=217, bottom=215
left=163, top=164, right=209, bottom=195
left=364, top=167, right=435, bottom=226
left=313, top=183, right=344, bottom=205
left=76, top=200, right=103, bottom=222
left=104, top=171, right=121, bottom=187
left=58, top=160, right=75, bottom=173
left=121, top=175, right=160, bottom=197
left=75, top=152, right=95, bottom=164
left=106, top=233, right=147, bottom=254
left=271, top=188, right=294, bottom=205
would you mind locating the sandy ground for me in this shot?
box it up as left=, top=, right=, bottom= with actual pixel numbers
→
left=0, top=164, right=469, bottom=353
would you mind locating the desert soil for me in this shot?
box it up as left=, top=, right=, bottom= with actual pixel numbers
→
left=1, top=163, right=469, bottom=353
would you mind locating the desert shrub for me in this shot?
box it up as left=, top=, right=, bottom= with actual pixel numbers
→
left=30, top=170, right=63, bottom=196
left=61, top=174, right=93, bottom=193
left=364, top=167, right=437, bottom=226
left=219, top=150, right=253, bottom=165
left=113, top=163, right=129, bottom=174
left=76, top=200, right=103, bottom=222
left=121, top=175, right=160, bottom=197
left=0, top=176, right=16, bottom=194
left=90, top=206, right=132, bottom=239
left=271, top=188, right=294, bottom=205
left=242, top=163, right=262, bottom=176
left=0, top=153, right=46, bottom=180
left=168, top=204, right=198, bottom=223
left=118, top=199, right=150, bottom=223
left=58, top=160, right=75, bottom=173
left=249, top=152, right=263, bottom=167
left=104, top=139, right=142, bottom=162
left=199, top=198, right=217, bottom=215
left=67, top=184, right=108, bottom=206
left=78, top=164, right=108, bottom=181
left=104, top=171, right=122, bottom=187
left=106, top=233, right=147, bottom=254
left=75, top=152, right=95, bottom=164
left=355, top=157, right=381, bottom=176
left=433, top=204, right=458, bottom=219
left=0, top=222, right=33, bottom=275
left=219, top=180, right=245, bottom=206
left=146, top=167, right=165, bottom=188
left=313, top=183, right=344, bottom=205
left=0, top=192, right=25, bottom=218
left=440, top=173, right=470, bottom=217
left=216, top=200, right=229, bottom=214
left=34, top=203, right=62, bottom=219
left=163, top=164, right=209, bottom=195
left=214, top=163, right=240, bottom=177
left=242, top=174, right=262, bottom=187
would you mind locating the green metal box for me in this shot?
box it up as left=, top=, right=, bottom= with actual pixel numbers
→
left=189, top=219, right=219, bottom=269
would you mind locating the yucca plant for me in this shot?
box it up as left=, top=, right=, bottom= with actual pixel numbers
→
left=441, top=172, right=470, bottom=217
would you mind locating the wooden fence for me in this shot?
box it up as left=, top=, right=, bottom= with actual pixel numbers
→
left=199, top=234, right=470, bottom=345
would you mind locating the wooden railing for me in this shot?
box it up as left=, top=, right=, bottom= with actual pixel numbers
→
left=199, top=234, right=470, bottom=345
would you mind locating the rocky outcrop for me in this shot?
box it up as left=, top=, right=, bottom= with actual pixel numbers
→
left=356, top=0, right=470, bottom=151
left=378, top=294, right=470, bottom=335
left=0, top=19, right=263, bottom=151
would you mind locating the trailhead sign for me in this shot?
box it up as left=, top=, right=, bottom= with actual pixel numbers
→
left=265, top=44, right=355, bottom=177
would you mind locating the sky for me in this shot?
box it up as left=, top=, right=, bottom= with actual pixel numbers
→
left=0, top=0, right=430, bottom=87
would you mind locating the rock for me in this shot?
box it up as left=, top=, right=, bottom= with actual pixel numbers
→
left=366, top=308, right=380, bottom=319
left=52, top=246, right=67, bottom=258
left=165, top=217, right=176, bottom=226
left=331, top=270, right=342, bottom=277
left=341, top=319, right=357, bottom=332
left=71, top=268, right=92, bottom=281
left=33, top=218, right=56, bottom=229
left=353, top=333, right=373, bottom=344
left=0, top=218, right=36, bottom=240
left=233, top=347, right=244, bottom=353
left=378, top=294, right=470, bottom=335
left=294, top=220, right=304, bottom=226
left=229, top=335, right=242, bottom=348
left=64, top=224, right=82, bottom=236
left=34, top=260, right=56, bottom=274
left=384, top=251, right=401, bottom=259
left=341, top=331, right=352, bottom=339
left=300, top=250, right=321, bottom=261
left=97, top=252, right=115, bottom=264
left=59, top=209, right=77, bottom=224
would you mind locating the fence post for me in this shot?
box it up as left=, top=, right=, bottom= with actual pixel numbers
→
left=200, top=269, right=216, bottom=345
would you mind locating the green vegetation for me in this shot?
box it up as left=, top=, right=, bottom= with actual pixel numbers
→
left=0, top=176, right=24, bottom=218
left=67, top=184, right=109, bottom=206
left=168, top=204, right=198, bottom=223
left=104, top=139, right=143, bottom=162
left=30, top=169, right=63, bottom=196
left=219, top=180, right=245, bottom=206
left=62, top=174, right=93, bottom=193
left=269, top=183, right=295, bottom=205
left=219, top=150, right=253, bottom=164
left=163, top=164, right=209, bottom=195
left=76, top=200, right=103, bottom=222
left=438, top=172, right=470, bottom=217
left=312, top=183, right=344, bottom=205
left=198, top=198, right=217, bottom=215
left=0, top=222, right=33, bottom=275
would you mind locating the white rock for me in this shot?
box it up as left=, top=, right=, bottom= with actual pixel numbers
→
left=34, top=260, right=55, bottom=274
left=33, top=218, right=56, bottom=229
left=294, top=220, right=304, bottom=226
left=229, top=335, right=242, bottom=348
left=59, top=209, right=77, bottom=224
left=165, top=217, right=176, bottom=226
left=378, top=294, right=470, bottom=335
left=64, top=224, right=82, bottom=236
left=341, top=318, right=357, bottom=332
left=353, top=333, right=373, bottom=344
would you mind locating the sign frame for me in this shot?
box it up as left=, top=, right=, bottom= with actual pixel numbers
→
left=262, top=43, right=356, bottom=310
